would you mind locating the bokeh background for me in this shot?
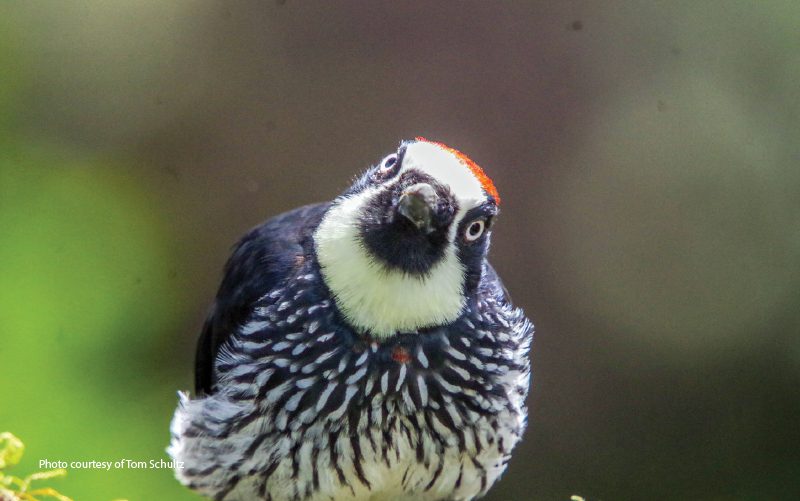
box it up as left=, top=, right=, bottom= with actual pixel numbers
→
left=1, top=2, right=799, bottom=500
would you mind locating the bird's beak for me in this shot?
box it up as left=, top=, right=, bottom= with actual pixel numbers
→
left=397, top=183, right=438, bottom=234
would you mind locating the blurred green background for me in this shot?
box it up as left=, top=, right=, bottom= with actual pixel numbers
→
left=1, top=2, right=798, bottom=500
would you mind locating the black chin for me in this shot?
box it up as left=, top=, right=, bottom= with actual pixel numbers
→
left=359, top=173, right=457, bottom=275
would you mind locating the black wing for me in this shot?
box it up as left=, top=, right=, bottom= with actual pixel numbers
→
left=482, top=261, right=512, bottom=303
left=194, top=202, right=330, bottom=395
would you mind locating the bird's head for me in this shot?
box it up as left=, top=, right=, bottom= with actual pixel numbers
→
left=314, top=138, right=500, bottom=338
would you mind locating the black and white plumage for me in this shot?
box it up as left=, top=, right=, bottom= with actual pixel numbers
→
left=169, top=138, right=534, bottom=501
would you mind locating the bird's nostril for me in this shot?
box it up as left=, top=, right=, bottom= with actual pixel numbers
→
left=404, top=183, right=436, bottom=198
left=401, top=183, right=438, bottom=208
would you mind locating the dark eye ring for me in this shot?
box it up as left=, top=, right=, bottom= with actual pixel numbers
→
left=464, top=219, right=486, bottom=242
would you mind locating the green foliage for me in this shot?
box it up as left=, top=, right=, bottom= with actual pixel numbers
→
left=0, top=432, right=72, bottom=501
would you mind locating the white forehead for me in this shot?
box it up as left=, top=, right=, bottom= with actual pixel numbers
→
left=400, top=141, right=486, bottom=208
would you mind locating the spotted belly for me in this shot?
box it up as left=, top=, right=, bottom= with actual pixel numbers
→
left=170, top=273, right=532, bottom=501
left=170, top=390, right=525, bottom=501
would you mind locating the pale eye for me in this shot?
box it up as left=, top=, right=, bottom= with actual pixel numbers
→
left=377, top=154, right=399, bottom=178
left=464, top=219, right=485, bottom=242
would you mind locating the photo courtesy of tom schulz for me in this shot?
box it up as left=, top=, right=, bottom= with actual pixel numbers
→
left=38, top=458, right=184, bottom=471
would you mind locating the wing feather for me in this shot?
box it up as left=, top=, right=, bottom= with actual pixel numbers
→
left=194, top=202, right=330, bottom=394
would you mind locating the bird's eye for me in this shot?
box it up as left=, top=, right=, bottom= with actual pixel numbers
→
left=464, top=219, right=486, bottom=242
left=376, top=154, right=400, bottom=179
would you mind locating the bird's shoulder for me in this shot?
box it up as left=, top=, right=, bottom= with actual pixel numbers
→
left=480, top=261, right=512, bottom=304
left=194, top=202, right=331, bottom=395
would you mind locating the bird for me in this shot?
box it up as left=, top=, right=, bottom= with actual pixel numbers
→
left=169, top=137, right=534, bottom=501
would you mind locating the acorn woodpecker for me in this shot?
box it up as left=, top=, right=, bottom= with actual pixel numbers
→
left=169, top=138, right=534, bottom=501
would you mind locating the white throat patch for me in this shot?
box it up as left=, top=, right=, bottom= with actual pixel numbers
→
left=314, top=141, right=489, bottom=338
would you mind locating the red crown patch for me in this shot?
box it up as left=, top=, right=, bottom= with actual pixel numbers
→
left=415, top=137, right=500, bottom=205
